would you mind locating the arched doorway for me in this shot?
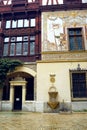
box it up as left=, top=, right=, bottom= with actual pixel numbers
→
left=2, top=67, right=36, bottom=111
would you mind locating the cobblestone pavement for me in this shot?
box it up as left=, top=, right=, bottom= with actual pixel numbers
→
left=0, top=112, right=87, bottom=130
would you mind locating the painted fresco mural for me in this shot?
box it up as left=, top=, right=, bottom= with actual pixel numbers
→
left=42, top=10, right=87, bottom=51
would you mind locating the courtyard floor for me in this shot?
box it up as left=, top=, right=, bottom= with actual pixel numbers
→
left=0, top=111, right=87, bottom=130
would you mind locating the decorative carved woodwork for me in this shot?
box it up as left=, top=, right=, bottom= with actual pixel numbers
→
left=64, top=0, right=82, bottom=4
left=12, top=0, right=27, bottom=6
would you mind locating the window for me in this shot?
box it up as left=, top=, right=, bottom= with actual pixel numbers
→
left=23, top=42, right=28, bottom=55
left=3, top=43, right=9, bottom=56
left=16, top=42, right=22, bottom=55
left=70, top=71, right=87, bottom=100
left=10, top=37, right=16, bottom=56
left=26, top=78, right=34, bottom=100
left=23, top=36, right=28, bottom=55
left=68, top=28, right=84, bottom=51
left=42, top=0, right=63, bottom=5
left=18, top=19, right=23, bottom=28
left=4, top=37, right=9, bottom=42
left=3, top=37, right=9, bottom=56
left=3, top=0, right=11, bottom=5
left=6, top=21, right=11, bottom=29
left=2, top=84, right=10, bottom=100
left=11, top=37, right=16, bottom=42
left=30, top=18, right=35, bottom=27
left=17, top=36, right=22, bottom=41
left=5, top=18, right=35, bottom=29
left=16, top=36, right=24, bottom=55
left=0, top=21, right=2, bottom=28
left=3, top=35, right=35, bottom=56
left=24, top=19, right=29, bottom=27
left=30, top=36, right=35, bottom=55
left=10, top=43, right=15, bottom=56
left=12, top=20, right=17, bottom=28
left=2, top=78, right=10, bottom=101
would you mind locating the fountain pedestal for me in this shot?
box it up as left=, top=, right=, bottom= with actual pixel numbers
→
left=47, top=87, right=59, bottom=109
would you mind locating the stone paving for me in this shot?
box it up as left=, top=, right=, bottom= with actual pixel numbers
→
left=0, top=112, right=87, bottom=130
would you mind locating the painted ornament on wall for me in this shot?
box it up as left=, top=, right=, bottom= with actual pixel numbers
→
left=42, top=15, right=67, bottom=51
left=42, top=10, right=87, bottom=52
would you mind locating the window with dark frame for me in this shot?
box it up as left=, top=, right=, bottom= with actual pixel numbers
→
left=2, top=79, right=10, bottom=101
left=70, top=71, right=87, bottom=100
left=68, top=28, right=84, bottom=51
left=26, top=77, right=34, bottom=101
left=3, top=35, right=35, bottom=56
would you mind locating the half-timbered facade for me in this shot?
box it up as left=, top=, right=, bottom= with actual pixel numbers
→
left=0, top=0, right=41, bottom=111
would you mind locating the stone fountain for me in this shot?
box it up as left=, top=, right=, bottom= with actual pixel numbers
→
left=47, top=74, right=59, bottom=109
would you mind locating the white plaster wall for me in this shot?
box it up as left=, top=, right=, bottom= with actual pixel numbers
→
left=37, top=61, right=87, bottom=103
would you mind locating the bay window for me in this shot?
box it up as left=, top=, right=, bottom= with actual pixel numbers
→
left=3, top=35, right=36, bottom=56
left=5, top=18, right=35, bottom=28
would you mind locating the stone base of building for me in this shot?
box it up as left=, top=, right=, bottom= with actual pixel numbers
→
left=2, top=101, right=12, bottom=111
left=1, top=101, right=87, bottom=112
left=22, top=101, right=44, bottom=112
left=72, top=101, right=87, bottom=111
left=44, top=102, right=72, bottom=113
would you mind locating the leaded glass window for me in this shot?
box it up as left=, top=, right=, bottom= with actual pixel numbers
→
left=3, top=35, right=35, bottom=56
left=30, top=36, right=35, bottom=55
left=16, top=42, right=22, bottom=55
left=10, top=43, right=15, bottom=56
left=3, top=43, right=8, bottom=56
